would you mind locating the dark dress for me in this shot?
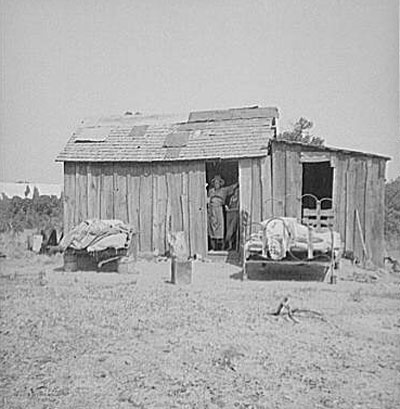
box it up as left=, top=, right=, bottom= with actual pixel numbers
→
left=207, top=185, right=237, bottom=240
left=225, top=191, right=239, bottom=249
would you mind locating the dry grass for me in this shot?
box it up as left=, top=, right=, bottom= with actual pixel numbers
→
left=1, top=253, right=399, bottom=409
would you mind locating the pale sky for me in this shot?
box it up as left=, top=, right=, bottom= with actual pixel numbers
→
left=0, top=0, right=399, bottom=183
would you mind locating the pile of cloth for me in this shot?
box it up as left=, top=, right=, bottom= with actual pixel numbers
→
left=245, top=217, right=342, bottom=261
left=60, top=219, right=132, bottom=253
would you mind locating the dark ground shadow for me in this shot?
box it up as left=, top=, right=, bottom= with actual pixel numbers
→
left=232, top=260, right=330, bottom=282
left=229, top=269, right=245, bottom=280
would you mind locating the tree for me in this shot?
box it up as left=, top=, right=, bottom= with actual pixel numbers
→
left=385, top=176, right=400, bottom=243
left=278, top=117, right=324, bottom=146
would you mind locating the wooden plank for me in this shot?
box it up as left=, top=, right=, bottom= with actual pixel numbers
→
left=345, top=158, right=356, bottom=255
left=353, top=159, right=367, bottom=263
left=198, top=164, right=208, bottom=257
left=251, top=158, right=262, bottom=226
left=303, top=208, right=335, bottom=217
left=364, top=159, right=374, bottom=264
left=189, top=161, right=207, bottom=257
left=87, top=163, right=101, bottom=219
left=63, top=162, right=76, bottom=233
left=333, top=156, right=347, bottom=241
left=188, top=165, right=198, bottom=257
left=285, top=149, right=301, bottom=219
left=367, top=159, right=385, bottom=267
left=271, top=143, right=286, bottom=216
left=375, top=161, right=386, bottom=267
left=127, top=164, right=141, bottom=234
left=181, top=162, right=191, bottom=255
left=154, top=164, right=168, bottom=256
left=75, top=163, right=88, bottom=224
left=260, top=155, right=273, bottom=220
left=152, top=168, right=159, bottom=255
left=139, top=164, right=153, bottom=253
left=166, top=163, right=183, bottom=233
left=101, top=163, right=114, bottom=220
left=239, top=158, right=253, bottom=245
left=114, top=164, right=129, bottom=223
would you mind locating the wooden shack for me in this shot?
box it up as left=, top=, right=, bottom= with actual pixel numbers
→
left=56, top=106, right=389, bottom=267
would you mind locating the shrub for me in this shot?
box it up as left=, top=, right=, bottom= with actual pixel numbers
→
left=0, top=192, right=63, bottom=233
left=385, top=177, right=400, bottom=243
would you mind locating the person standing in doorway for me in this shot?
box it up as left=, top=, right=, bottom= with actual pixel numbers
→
left=224, top=185, right=240, bottom=251
left=207, top=175, right=238, bottom=250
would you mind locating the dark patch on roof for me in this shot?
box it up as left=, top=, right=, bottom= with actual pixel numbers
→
left=163, top=130, right=190, bottom=147
left=128, top=125, right=149, bottom=138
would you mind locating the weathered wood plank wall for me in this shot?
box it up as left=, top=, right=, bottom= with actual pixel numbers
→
left=285, top=149, right=302, bottom=219
left=188, top=162, right=207, bottom=257
left=63, top=161, right=207, bottom=258
left=260, top=156, right=273, bottom=220
left=271, top=144, right=286, bottom=216
left=63, top=148, right=386, bottom=266
left=267, top=143, right=386, bottom=267
left=87, top=163, right=101, bottom=220
left=333, top=157, right=347, bottom=244
left=64, top=162, right=76, bottom=233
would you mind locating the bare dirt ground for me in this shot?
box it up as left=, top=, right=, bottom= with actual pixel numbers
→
left=1, top=243, right=400, bottom=408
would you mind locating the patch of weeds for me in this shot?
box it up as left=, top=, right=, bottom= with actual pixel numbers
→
left=213, top=346, right=244, bottom=372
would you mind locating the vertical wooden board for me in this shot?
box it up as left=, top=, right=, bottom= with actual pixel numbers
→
left=63, top=162, right=76, bottom=233
left=271, top=144, right=286, bottom=216
left=364, top=159, right=378, bottom=264
left=139, top=164, right=153, bottom=253
left=198, top=163, right=207, bottom=257
left=154, top=164, right=168, bottom=255
left=345, top=158, right=356, bottom=254
left=285, top=149, right=301, bottom=219
left=100, top=164, right=114, bottom=220
left=181, top=163, right=191, bottom=254
left=166, top=163, right=183, bottom=233
left=188, top=161, right=207, bottom=257
left=353, top=159, right=367, bottom=262
left=151, top=169, right=159, bottom=254
left=377, top=165, right=385, bottom=266
left=87, top=163, right=101, bottom=220
left=260, top=155, right=273, bottom=220
left=251, top=159, right=262, bottom=225
left=371, top=160, right=385, bottom=267
left=75, top=163, right=88, bottom=224
left=239, top=158, right=253, bottom=244
left=333, top=156, right=347, bottom=241
left=127, top=164, right=141, bottom=234
left=114, top=164, right=129, bottom=223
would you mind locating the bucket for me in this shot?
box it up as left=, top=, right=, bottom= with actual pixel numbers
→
left=171, top=257, right=192, bottom=285
left=64, top=252, right=77, bottom=272
left=118, top=256, right=136, bottom=274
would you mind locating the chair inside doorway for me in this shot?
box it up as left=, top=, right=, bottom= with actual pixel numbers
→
left=206, top=160, right=239, bottom=252
left=301, top=160, right=334, bottom=229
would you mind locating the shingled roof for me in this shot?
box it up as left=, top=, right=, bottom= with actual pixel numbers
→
left=56, top=106, right=278, bottom=162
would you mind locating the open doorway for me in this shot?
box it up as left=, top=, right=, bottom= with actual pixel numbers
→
left=206, top=160, right=239, bottom=252
left=302, top=161, right=334, bottom=210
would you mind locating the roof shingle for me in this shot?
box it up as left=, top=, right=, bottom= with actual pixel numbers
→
left=56, top=107, right=277, bottom=162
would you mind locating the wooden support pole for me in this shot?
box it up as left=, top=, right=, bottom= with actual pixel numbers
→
left=307, top=225, right=313, bottom=260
